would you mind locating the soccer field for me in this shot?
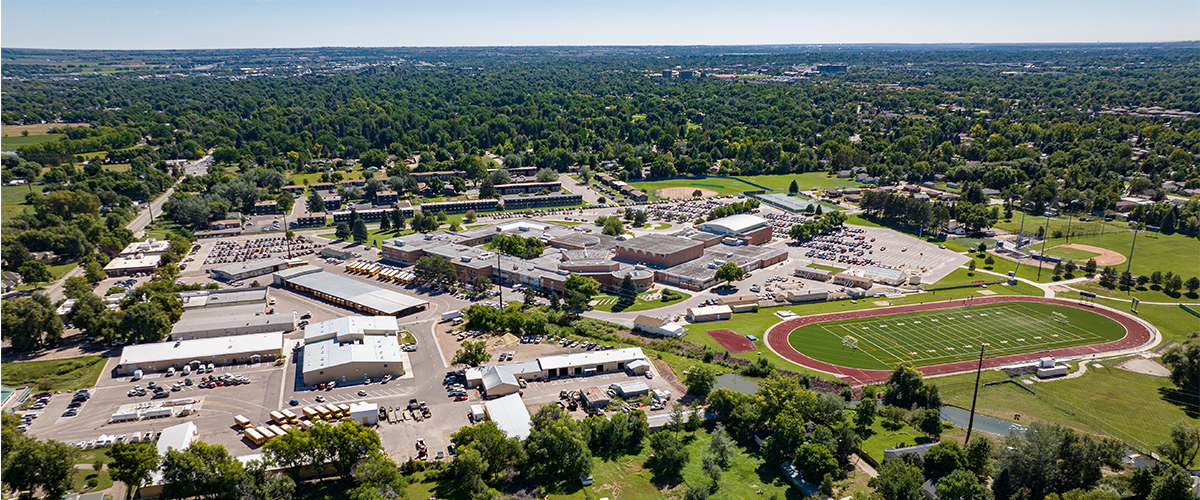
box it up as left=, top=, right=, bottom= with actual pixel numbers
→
left=787, top=302, right=1127, bottom=370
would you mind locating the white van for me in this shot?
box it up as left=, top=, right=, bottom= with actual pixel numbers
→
left=182, top=365, right=191, bottom=376
left=132, top=370, right=144, bottom=381
left=167, top=367, right=176, bottom=377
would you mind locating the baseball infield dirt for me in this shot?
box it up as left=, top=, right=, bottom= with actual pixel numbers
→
left=1053, top=243, right=1127, bottom=266
left=655, top=187, right=719, bottom=199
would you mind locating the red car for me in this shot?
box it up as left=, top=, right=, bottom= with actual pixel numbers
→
left=454, top=394, right=468, bottom=401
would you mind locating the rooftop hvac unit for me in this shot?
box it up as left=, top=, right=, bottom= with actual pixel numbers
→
left=461, top=256, right=471, bottom=263
left=634, top=265, right=646, bottom=270
left=393, top=241, right=405, bottom=247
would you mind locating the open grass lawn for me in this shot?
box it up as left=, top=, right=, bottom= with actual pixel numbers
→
left=290, top=171, right=367, bottom=185
left=655, top=222, right=673, bottom=230
left=1013, top=226, right=1199, bottom=280
left=804, top=262, right=844, bottom=273
left=1, top=123, right=90, bottom=137
left=71, top=467, right=114, bottom=494
left=1133, top=303, right=1200, bottom=345
left=635, top=177, right=751, bottom=197
left=739, top=173, right=863, bottom=191
left=1042, top=245, right=1100, bottom=261
left=406, top=424, right=802, bottom=500
left=858, top=417, right=968, bottom=463
left=928, top=267, right=1046, bottom=296
left=995, top=209, right=1127, bottom=239
left=936, top=362, right=1199, bottom=451
left=2, top=181, right=38, bottom=223
left=17, top=261, right=80, bottom=291
left=1, top=356, right=108, bottom=391
left=318, top=228, right=416, bottom=245
left=1067, top=279, right=1200, bottom=305
left=589, top=290, right=691, bottom=313
left=1, top=133, right=65, bottom=149
left=786, top=302, right=1125, bottom=371
left=845, top=214, right=974, bottom=253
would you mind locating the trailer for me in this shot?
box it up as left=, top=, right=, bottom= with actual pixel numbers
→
left=145, top=408, right=173, bottom=419
left=111, top=412, right=140, bottom=423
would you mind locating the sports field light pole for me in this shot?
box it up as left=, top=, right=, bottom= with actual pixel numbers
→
left=1036, top=213, right=1051, bottom=280
left=1012, top=210, right=1028, bottom=277
left=1126, top=222, right=1143, bottom=275
left=964, top=344, right=986, bottom=446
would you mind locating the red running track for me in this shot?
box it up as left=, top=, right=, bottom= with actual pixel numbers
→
left=764, top=296, right=1155, bottom=386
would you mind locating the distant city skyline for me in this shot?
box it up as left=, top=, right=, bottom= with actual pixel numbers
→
left=2, top=0, right=1197, bottom=50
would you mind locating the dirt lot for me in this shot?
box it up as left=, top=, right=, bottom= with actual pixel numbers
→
left=1053, top=243, right=1127, bottom=266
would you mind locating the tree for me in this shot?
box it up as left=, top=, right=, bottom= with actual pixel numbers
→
left=2, top=438, right=78, bottom=500
left=634, top=210, right=648, bottom=227
left=914, top=408, right=944, bottom=439
left=536, top=167, right=558, bottom=182
left=64, top=275, right=93, bottom=299
left=472, top=275, right=493, bottom=294
left=617, top=274, right=638, bottom=304
left=1186, top=277, right=1200, bottom=294
left=701, top=452, right=722, bottom=487
left=414, top=254, right=458, bottom=284
left=160, top=441, right=248, bottom=500
left=602, top=216, right=625, bottom=236
left=923, top=442, right=967, bottom=482
left=453, top=340, right=491, bottom=367
left=1156, top=421, right=1200, bottom=469
left=1163, top=333, right=1200, bottom=398
left=2, top=295, right=64, bottom=350
left=692, top=189, right=703, bottom=198
left=789, top=179, right=799, bottom=194
left=524, top=417, right=592, bottom=481
left=965, top=436, right=995, bottom=479
left=1166, top=274, right=1185, bottom=294
left=1085, top=258, right=1098, bottom=275
left=108, top=442, right=161, bottom=499
left=714, top=261, right=745, bottom=288
left=464, top=209, right=476, bottom=223
left=523, top=287, right=536, bottom=307
left=684, top=364, right=717, bottom=397
left=308, top=420, right=382, bottom=479
left=19, top=261, right=52, bottom=287
left=855, top=397, right=878, bottom=429
left=84, top=260, right=107, bottom=282
left=685, top=484, right=711, bottom=500
left=937, top=468, right=992, bottom=500
left=1149, top=465, right=1197, bottom=500
left=994, top=422, right=1121, bottom=500
left=968, top=260, right=977, bottom=272
left=794, top=443, right=839, bottom=485
left=708, top=423, right=735, bottom=467
left=479, top=178, right=497, bottom=199
left=239, top=460, right=297, bottom=500
left=334, top=222, right=351, bottom=240
left=648, top=431, right=689, bottom=477
left=378, top=213, right=391, bottom=231
left=549, top=292, right=561, bottom=310
left=563, top=274, right=600, bottom=313
left=352, top=218, right=368, bottom=243
left=307, top=190, right=327, bottom=214
left=870, top=458, right=926, bottom=500
left=263, top=429, right=324, bottom=480
left=985, top=255, right=996, bottom=267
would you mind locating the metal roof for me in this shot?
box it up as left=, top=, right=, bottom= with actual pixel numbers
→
left=696, top=214, right=767, bottom=235
left=536, top=347, right=647, bottom=371
left=211, top=257, right=291, bottom=277
left=615, top=234, right=703, bottom=255
left=482, top=365, right=519, bottom=391
left=119, top=333, right=283, bottom=366
left=302, top=335, right=404, bottom=376
left=303, top=316, right=399, bottom=342
left=171, top=306, right=295, bottom=337
left=484, top=394, right=532, bottom=440
left=283, top=271, right=428, bottom=314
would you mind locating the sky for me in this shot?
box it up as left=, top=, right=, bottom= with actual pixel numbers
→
left=2, top=0, right=1197, bottom=50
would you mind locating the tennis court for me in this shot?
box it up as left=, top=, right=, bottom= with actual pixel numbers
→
left=787, top=301, right=1126, bottom=370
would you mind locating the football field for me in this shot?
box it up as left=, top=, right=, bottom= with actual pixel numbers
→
left=787, top=302, right=1127, bottom=370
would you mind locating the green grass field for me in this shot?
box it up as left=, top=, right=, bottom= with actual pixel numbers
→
left=1067, top=280, right=1200, bottom=305
left=0, top=133, right=64, bottom=149
left=1132, top=303, right=1200, bottom=345
left=0, top=356, right=108, bottom=391
left=2, top=181, right=38, bottom=223
left=786, top=302, right=1126, bottom=370
left=1042, top=245, right=1100, bottom=261
left=589, top=290, right=691, bottom=313
left=634, top=173, right=863, bottom=199
left=937, top=361, right=1199, bottom=451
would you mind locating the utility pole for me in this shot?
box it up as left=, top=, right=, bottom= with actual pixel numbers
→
left=964, top=344, right=986, bottom=446
left=496, top=250, right=503, bottom=306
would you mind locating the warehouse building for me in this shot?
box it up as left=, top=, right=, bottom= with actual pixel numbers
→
left=170, top=304, right=296, bottom=340
left=483, top=394, right=532, bottom=440
left=179, top=287, right=268, bottom=309
left=633, top=315, right=686, bottom=337
left=614, top=234, right=706, bottom=267
left=786, top=288, right=828, bottom=303
left=301, top=316, right=406, bottom=386
left=479, top=365, right=521, bottom=397
left=116, top=332, right=284, bottom=375
left=465, top=347, right=651, bottom=387
left=718, top=294, right=760, bottom=313
left=793, top=266, right=835, bottom=281
left=274, top=267, right=429, bottom=317
left=687, top=305, right=732, bottom=322
left=210, top=257, right=291, bottom=282
left=120, top=239, right=171, bottom=257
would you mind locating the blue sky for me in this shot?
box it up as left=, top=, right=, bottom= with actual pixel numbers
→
left=2, top=0, right=1196, bottom=49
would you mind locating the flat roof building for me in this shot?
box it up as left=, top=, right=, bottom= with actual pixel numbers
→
left=103, top=254, right=161, bottom=277
left=116, top=332, right=284, bottom=375
left=275, top=268, right=429, bottom=317
left=696, top=214, right=767, bottom=235
left=465, top=347, right=650, bottom=385
left=301, top=316, right=405, bottom=386
left=633, top=315, right=687, bottom=337
left=179, top=287, right=268, bottom=309
left=501, top=193, right=582, bottom=210
left=484, top=394, right=532, bottom=440
left=614, top=234, right=705, bottom=267
left=120, top=239, right=171, bottom=257
left=170, top=304, right=295, bottom=340
left=210, top=258, right=291, bottom=282
left=687, top=305, right=733, bottom=322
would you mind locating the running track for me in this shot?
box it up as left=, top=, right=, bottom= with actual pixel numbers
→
left=764, top=296, right=1157, bottom=386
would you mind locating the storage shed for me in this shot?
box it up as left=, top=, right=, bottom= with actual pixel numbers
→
left=349, top=402, right=379, bottom=426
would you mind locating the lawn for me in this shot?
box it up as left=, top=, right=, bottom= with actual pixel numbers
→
left=318, top=228, right=415, bottom=246
left=2, top=180, right=38, bottom=223
left=1, top=133, right=65, bottom=149
left=958, top=252, right=1065, bottom=284
left=786, top=302, right=1126, bottom=370
left=1042, top=245, right=1100, bottom=261
left=589, top=290, right=692, bottom=313
left=1132, top=303, right=1200, bottom=345
left=634, top=173, right=863, bottom=199
left=935, top=361, right=1199, bottom=452
left=1067, top=279, right=1200, bottom=306
left=1007, top=219, right=1199, bottom=279
left=71, top=467, right=114, bottom=494
left=0, top=356, right=108, bottom=391
left=655, top=222, right=673, bottom=230
left=406, top=423, right=802, bottom=500
left=17, top=261, right=80, bottom=291
left=858, top=417, right=968, bottom=464
left=804, top=262, right=844, bottom=273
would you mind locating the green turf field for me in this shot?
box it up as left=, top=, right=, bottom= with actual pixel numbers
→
left=787, top=302, right=1127, bottom=370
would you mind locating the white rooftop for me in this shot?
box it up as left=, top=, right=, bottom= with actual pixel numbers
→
left=482, top=365, right=519, bottom=391
left=536, top=347, right=647, bottom=371
left=303, top=316, right=400, bottom=342
left=484, top=394, right=532, bottom=440
left=687, top=305, right=733, bottom=316
left=697, top=214, right=767, bottom=235
left=119, top=333, right=283, bottom=366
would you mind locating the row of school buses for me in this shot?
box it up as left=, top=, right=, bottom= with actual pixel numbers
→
left=344, top=260, right=417, bottom=283
left=235, top=404, right=353, bottom=445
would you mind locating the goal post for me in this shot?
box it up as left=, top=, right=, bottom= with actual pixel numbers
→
left=841, top=335, right=858, bottom=349
left=1050, top=311, right=1069, bottom=324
